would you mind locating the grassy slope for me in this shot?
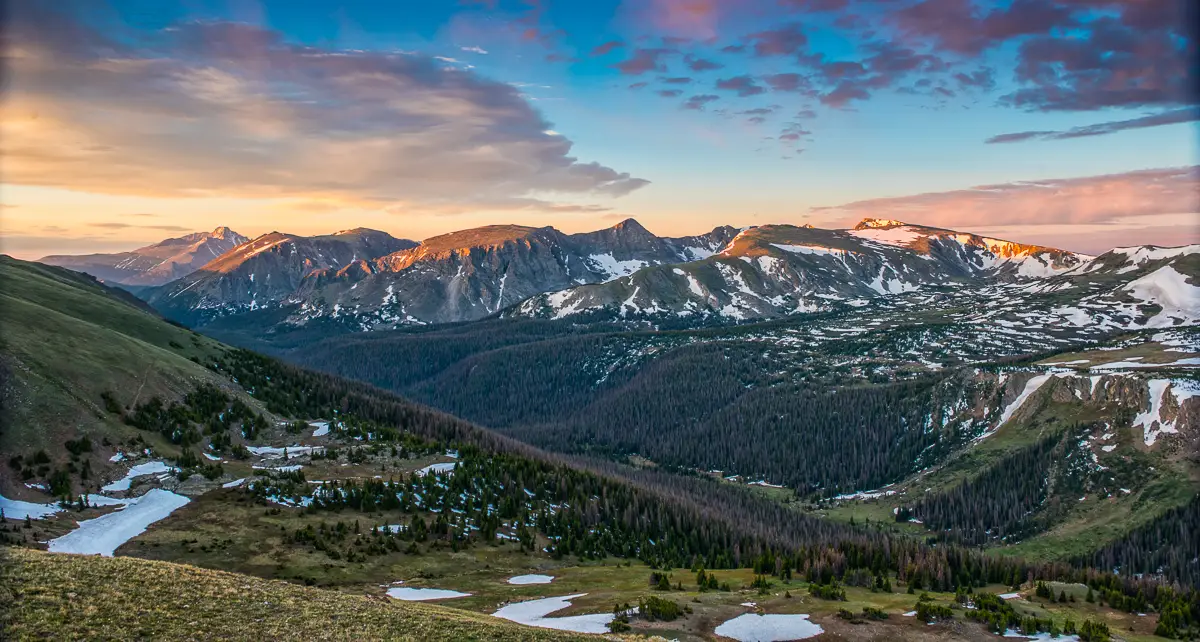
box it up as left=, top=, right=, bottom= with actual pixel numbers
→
left=0, top=547, right=592, bottom=642
left=0, top=256, right=233, bottom=458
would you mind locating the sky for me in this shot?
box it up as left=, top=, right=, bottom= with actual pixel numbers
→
left=1, top=0, right=1196, bottom=258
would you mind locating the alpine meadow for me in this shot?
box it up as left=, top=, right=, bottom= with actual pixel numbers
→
left=1, top=1, right=1197, bottom=641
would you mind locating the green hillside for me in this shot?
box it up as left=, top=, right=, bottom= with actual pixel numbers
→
left=0, top=255, right=234, bottom=456
left=0, top=547, right=592, bottom=641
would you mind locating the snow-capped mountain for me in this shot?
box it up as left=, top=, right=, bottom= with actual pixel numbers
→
left=40, top=226, right=249, bottom=286
left=146, top=219, right=737, bottom=328
left=511, top=219, right=1195, bottom=326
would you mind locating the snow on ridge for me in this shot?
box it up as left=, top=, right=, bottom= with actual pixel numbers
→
left=771, top=243, right=852, bottom=258
left=848, top=226, right=923, bottom=248
left=587, top=254, right=647, bottom=282
left=1111, top=244, right=1200, bottom=266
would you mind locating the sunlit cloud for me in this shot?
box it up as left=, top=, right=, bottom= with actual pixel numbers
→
left=810, top=166, right=1200, bottom=251
left=2, top=6, right=648, bottom=216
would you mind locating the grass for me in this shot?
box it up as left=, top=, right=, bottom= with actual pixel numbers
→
left=0, top=547, right=598, bottom=642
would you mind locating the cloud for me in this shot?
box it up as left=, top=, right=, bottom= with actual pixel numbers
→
left=745, top=24, right=808, bottom=57
left=985, top=108, right=1200, bottom=143
left=591, top=40, right=625, bottom=56
left=89, top=222, right=193, bottom=232
left=614, top=47, right=676, bottom=74
left=715, top=75, right=765, bottom=97
left=682, top=94, right=720, bottom=110
left=886, top=0, right=1194, bottom=112
left=810, top=166, right=1200, bottom=229
left=460, top=45, right=489, bottom=54
left=1004, top=14, right=1195, bottom=111
left=660, top=76, right=694, bottom=85
left=820, top=82, right=871, bottom=108
left=657, top=89, right=685, bottom=97
left=892, top=0, right=1079, bottom=56
left=954, top=68, right=996, bottom=91
left=684, top=54, right=723, bottom=71
left=780, top=0, right=849, bottom=11
left=763, top=73, right=816, bottom=95
left=4, top=6, right=648, bottom=212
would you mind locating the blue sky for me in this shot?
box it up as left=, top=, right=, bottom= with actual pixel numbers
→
left=1, top=0, right=1196, bottom=256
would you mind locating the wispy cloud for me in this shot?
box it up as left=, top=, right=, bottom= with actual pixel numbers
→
left=986, top=108, right=1199, bottom=144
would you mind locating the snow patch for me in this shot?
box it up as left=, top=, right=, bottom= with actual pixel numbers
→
left=101, top=461, right=176, bottom=492
left=386, top=586, right=471, bottom=601
left=493, top=594, right=621, bottom=634
left=47, top=489, right=190, bottom=556
left=507, top=574, right=554, bottom=585
left=713, top=613, right=824, bottom=641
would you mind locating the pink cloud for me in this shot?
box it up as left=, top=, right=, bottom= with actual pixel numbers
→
left=810, top=166, right=1200, bottom=231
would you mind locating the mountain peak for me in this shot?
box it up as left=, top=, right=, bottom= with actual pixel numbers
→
left=611, top=218, right=649, bottom=232
left=209, top=226, right=242, bottom=241
left=854, top=218, right=909, bottom=230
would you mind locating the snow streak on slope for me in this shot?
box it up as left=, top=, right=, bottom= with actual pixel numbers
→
left=1124, top=266, right=1200, bottom=328
left=1136, top=379, right=1200, bottom=446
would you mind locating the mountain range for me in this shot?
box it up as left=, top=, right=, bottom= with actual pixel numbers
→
left=36, top=218, right=1198, bottom=339
left=143, top=219, right=737, bottom=329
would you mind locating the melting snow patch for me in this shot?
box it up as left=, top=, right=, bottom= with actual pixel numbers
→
left=245, top=445, right=323, bottom=459
left=101, top=461, right=177, bottom=492
left=108, top=452, right=127, bottom=462
left=493, top=594, right=620, bottom=634
left=0, top=494, right=63, bottom=520
left=222, top=478, right=246, bottom=488
left=47, top=489, right=190, bottom=556
left=999, top=593, right=1022, bottom=600
left=713, top=613, right=824, bottom=641
left=507, top=574, right=554, bottom=585
left=386, top=586, right=471, bottom=601
left=1003, top=629, right=1081, bottom=641
left=310, top=421, right=330, bottom=437
left=416, top=462, right=457, bottom=476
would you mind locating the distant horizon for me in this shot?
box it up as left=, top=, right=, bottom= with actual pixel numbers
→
left=2, top=2, right=1196, bottom=260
